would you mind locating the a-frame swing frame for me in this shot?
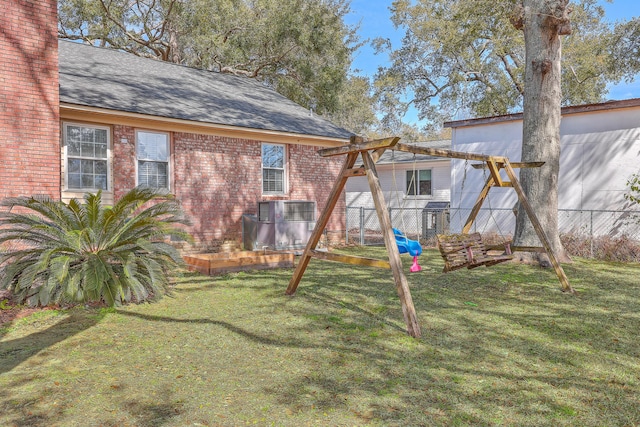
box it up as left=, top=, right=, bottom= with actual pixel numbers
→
left=286, top=136, right=574, bottom=338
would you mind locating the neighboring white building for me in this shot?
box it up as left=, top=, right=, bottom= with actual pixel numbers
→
left=444, top=98, right=640, bottom=237
left=345, top=140, right=451, bottom=239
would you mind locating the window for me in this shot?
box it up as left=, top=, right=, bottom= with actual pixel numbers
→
left=64, top=123, right=109, bottom=190
left=258, top=202, right=270, bottom=222
left=406, top=169, right=432, bottom=196
left=137, top=131, right=170, bottom=189
left=262, top=143, right=286, bottom=193
left=284, top=202, right=315, bottom=221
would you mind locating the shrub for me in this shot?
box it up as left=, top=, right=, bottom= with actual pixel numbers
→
left=0, top=187, right=191, bottom=307
left=560, top=232, right=640, bottom=263
left=624, top=173, right=640, bottom=205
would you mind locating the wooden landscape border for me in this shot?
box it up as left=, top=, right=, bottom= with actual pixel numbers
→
left=184, top=251, right=295, bottom=275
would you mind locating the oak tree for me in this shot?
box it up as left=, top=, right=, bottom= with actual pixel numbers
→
left=58, top=0, right=359, bottom=117
left=511, top=0, right=571, bottom=263
left=376, top=0, right=638, bottom=126
left=379, top=0, right=639, bottom=265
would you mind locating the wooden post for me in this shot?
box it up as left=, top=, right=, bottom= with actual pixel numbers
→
left=362, top=151, right=421, bottom=338
left=285, top=151, right=358, bottom=295
left=487, top=160, right=508, bottom=187
left=462, top=172, right=495, bottom=234
left=503, top=161, right=575, bottom=294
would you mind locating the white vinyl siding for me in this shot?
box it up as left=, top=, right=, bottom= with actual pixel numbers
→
left=451, top=107, right=640, bottom=212
left=345, top=161, right=451, bottom=209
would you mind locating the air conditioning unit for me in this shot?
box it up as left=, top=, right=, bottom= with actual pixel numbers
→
left=243, top=200, right=316, bottom=251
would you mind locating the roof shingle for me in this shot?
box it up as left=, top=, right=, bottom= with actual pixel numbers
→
left=58, top=40, right=353, bottom=140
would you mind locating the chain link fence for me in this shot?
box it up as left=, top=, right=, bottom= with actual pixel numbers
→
left=346, top=206, right=640, bottom=262
left=345, top=206, right=449, bottom=247
left=557, top=209, right=640, bottom=261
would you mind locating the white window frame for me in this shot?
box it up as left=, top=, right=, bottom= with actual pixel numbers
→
left=62, top=122, right=111, bottom=192
left=406, top=168, right=433, bottom=197
left=261, top=143, right=287, bottom=194
left=135, top=130, right=171, bottom=190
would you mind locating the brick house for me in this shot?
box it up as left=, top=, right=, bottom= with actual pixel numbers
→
left=0, top=0, right=60, bottom=200
left=1, top=0, right=352, bottom=252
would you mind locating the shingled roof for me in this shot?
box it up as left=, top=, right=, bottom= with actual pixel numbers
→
left=354, top=140, right=451, bottom=165
left=58, top=40, right=353, bottom=140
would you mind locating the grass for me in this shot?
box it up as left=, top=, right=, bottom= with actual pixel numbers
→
left=1, top=247, right=640, bottom=426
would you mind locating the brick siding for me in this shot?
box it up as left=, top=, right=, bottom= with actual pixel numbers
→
left=0, top=0, right=345, bottom=249
left=112, top=128, right=345, bottom=251
left=112, top=125, right=137, bottom=200
left=0, top=0, right=60, bottom=200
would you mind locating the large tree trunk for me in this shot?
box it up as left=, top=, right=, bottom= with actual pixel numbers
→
left=511, top=0, right=572, bottom=264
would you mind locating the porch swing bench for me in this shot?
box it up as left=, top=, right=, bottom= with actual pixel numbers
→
left=436, top=232, right=514, bottom=272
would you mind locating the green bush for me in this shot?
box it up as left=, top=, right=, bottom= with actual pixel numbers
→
left=0, top=187, right=191, bottom=307
left=625, top=173, right=640, bottom=205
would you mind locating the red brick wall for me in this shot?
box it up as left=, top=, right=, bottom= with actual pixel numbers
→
left=288, top=144, right=346, bottom=241
left=112, top=125, right=137, bottom=201
left=0, top=0, right=60, bottom=200
left=172, top=133, right=260, bottom=250
left=111, top=127, right=345, bottom=251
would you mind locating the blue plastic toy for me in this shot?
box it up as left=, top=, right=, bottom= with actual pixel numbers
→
left=392, top=228, right=423, bottom=272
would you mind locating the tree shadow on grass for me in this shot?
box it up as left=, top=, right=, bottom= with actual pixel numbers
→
left=0, top=311, right=101, bottom=375
left=0, top=314, right=105, bottom=427
left=0, top=380, right=185, bottom=427
left=297, top=289, right=408, bottom=333
left=117, top=310, right=328, bottom=350
left=120, top=388, right=185, bottom=427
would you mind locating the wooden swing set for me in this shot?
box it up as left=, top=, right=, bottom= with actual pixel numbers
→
left=285, top=136, right=575, bottom=338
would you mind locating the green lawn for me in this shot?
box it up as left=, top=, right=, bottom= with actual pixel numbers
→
left=1, top=247, right=639, bottom=426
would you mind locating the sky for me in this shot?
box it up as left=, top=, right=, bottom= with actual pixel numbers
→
left=344, top=0, right=640, bottom=124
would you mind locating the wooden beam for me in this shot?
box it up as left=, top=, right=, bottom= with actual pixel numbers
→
left=286, top=151, right=359, bottom=295
left=318, top=137, right=400, bottom=157
left=502, top=161, right=575, bottom=294
left=462, top=174, right=494, bottom=234
left=362, top=151, right=421, bottom=338
left=487, top=160, right=505, bottom=187
left=486, top=245, right=546, bottom=253
left=371, top=147, right=388, bottom=163
left=393, top=143, right=509, bottom=163
left=342, top=167, right=366, bottom=177
left=309, top=250, right=391, bottom=269
left=471, top=161, right=545, bottom=169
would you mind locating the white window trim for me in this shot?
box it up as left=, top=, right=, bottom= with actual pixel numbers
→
left=406, top=168, right=433, bottom=198
left=62, top=122, right=112, bottom=192
left=135, top=129, right=171, bottom=191
left=261, top=142, right=288, bottom=195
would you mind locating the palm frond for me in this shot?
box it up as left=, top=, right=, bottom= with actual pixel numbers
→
left=0, top=187, right=192, bottom=307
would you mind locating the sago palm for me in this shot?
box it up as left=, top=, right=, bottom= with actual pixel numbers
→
left=0, top=187, right=191, bottom=306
